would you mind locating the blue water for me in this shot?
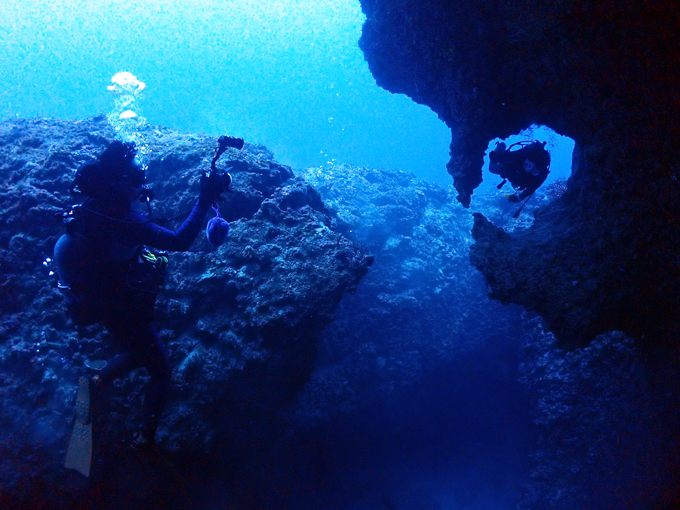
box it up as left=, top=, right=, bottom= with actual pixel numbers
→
left=0, top=0, right=455, bottom=184
left=0, top=0, right=575, bottom=189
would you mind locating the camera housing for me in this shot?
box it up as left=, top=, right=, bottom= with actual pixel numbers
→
left=209, top=135, right=243, bottom=192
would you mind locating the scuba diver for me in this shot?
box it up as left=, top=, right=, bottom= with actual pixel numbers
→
left=489, top=140, right=551, bottom=203
left=54, top=137, right=241, bottom=450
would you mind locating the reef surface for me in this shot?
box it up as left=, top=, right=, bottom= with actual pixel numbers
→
left=1, top=117, right=679, bottom=509
left=298, top=164, right=680, bottom=510
left=358, top=0, right=680, bottom=347
left=0, top=116, right=371, bottom=507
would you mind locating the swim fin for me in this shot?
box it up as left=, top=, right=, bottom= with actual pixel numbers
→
left=64, top=376, right=92, bottom=477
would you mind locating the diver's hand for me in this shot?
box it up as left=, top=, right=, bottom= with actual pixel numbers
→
left=200, top=170, right=224, bottom=203
left=507, top=194, right=521, bottom=203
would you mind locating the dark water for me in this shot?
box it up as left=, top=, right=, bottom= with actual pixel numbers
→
left=280, top=344, right=537, bottom=509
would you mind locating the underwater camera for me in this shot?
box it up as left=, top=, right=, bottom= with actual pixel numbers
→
left=209, top=135, right=244, bottom=190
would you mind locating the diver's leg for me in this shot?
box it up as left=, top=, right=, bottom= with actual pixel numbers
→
left=98, top=352, right=135, bottom=386
left=98, top=319, right=143, bottom=386
left=102, top=312, right=170, bottom=444
left=133, top=323, right=172, bottom=440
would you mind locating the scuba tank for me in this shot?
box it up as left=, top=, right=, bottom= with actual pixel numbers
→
left=54, top=217, right=85, bottom=290
left=53, top=209, right=105, bottom=326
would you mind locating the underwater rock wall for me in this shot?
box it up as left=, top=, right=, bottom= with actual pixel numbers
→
left=1, top=117, right=678, bottom=508
left=285, top=164, right=536, bottom=508
left=358, top=0, right=680, bottom=347
left=517, top=324, right=680, bottom=510
left=293, top=166, right=680, bottom=509
left=0, top=116, right=371, bottom=500
left=296, top=164, right=517, bottom=418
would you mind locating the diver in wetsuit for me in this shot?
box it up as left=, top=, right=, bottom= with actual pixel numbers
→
left=489, top=141, right=550, bottom=202
left=57, top=140, right=228, bottom=449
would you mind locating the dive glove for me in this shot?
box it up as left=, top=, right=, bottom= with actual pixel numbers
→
left=200, top=170, right=225, bottom=203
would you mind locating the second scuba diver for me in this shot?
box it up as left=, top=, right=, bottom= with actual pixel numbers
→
left=489, top=140, right=551, bottom=203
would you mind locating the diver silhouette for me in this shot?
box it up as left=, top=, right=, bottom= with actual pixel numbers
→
left=54, top=139, right=239, bottom=449
left=489, top=140, right=551, bottom=203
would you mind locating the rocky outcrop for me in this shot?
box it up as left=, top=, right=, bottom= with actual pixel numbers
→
left=517, top=326, right=680, bottom=510
left=297, top=165, right=680, bottom=510
left=296, top=164, right=521, bottom=419
left=358, top=0, right=680, bottom=347
left=2, top=121, right=678, bottom=508
left=0, top=116, right=371, bottom=505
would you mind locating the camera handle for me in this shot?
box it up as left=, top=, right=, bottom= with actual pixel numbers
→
left=210, top=135, right=244, bottom=172
left=207, top=135, right=244, bottom=193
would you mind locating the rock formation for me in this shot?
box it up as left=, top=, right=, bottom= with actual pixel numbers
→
left=1, top=117, right=678, bottom=507
left=0, top=116, right=372, bottom=505
left=358, top=0, right=680, bottom=347
left=298, top=164, right=680, bottom=510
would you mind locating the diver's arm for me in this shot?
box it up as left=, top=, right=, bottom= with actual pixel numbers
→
left=119, top=170, right=225, bottom=251
left=152, top=198, right=214, bottom=251
left=123, top=198, right=213, bottom=252
left=518, top=172, right=549, bottom=200
left=517, top=188, right=534, bottom=201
